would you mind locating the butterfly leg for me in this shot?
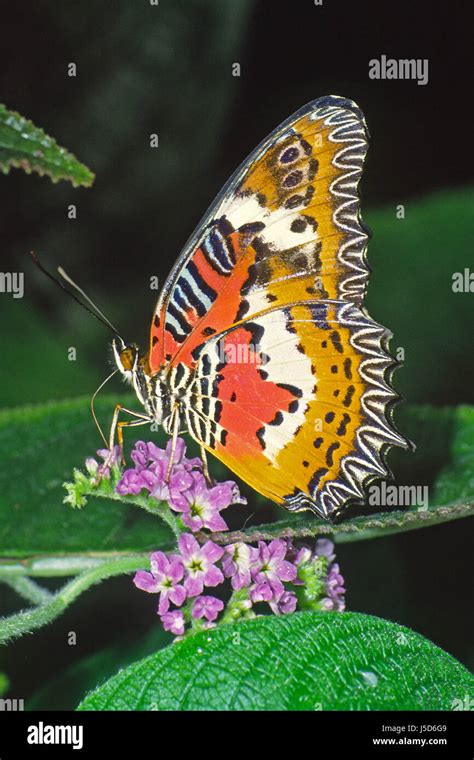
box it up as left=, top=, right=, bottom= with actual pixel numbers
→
left=108, top=404, right=152, bottom=465
left=165, top=404, right=181, bottom=483
left=200, top=445, right=213, bottom=486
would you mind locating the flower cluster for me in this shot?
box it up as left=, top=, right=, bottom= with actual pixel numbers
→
left=81, top=437, right=346, bottom=639
left=134, top=533, right=345, bottom=638
left=116, top=438, right=246, bottom=532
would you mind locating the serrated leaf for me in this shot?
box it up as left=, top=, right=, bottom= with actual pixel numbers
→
left=0, top=104, right=94, bottom=187
left=78, top=611, right=474, bottom=711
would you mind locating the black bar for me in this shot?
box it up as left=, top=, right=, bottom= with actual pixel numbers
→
left=0, top=710, right=472, bottom=757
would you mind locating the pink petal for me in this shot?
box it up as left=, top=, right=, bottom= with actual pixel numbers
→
left=185, top=576, right=204, bottom=597
left=203, top=564, right=224, bottom=588
left=169, top=584, right=187, bottom=607
left=201, top=540, right=224, bottom=564
left=179, top=533, right=199, bottom=558
left=134, top=570, right=160, bottom=593
left=278, top=560, right=297, bottom=582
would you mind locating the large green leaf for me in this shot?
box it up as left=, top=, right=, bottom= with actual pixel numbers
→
left=0, top=396, right=173, bottom=556
left=0, top=398, right=473, bottom=560
left=0, top=104, right=94, bottom=186
left=78, top=611, right=474, bottom=711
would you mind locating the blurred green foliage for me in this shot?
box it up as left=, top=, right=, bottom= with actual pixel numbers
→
left=366, top=190, right=474, bottom=405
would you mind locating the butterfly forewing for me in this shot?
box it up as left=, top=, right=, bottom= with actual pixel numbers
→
left=149, top=96, right=370, bottom=372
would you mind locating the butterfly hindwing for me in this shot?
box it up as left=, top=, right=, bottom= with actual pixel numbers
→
left=182, top=301, right=405, bottom=519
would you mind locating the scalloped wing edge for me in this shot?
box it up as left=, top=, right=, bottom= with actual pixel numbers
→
left=284, top=300, right=410, bottom=520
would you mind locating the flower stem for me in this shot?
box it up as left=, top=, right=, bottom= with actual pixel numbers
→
left=65, top=471, right=182, bottom=541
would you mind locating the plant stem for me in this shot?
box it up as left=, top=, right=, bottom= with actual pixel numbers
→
left=0, top=555, right=146, bottom=646
left=2, top=576, right=52, bottom=605
left=0, top=552, right=150, bottom=578
left=78, top=482, right=182, bottom=541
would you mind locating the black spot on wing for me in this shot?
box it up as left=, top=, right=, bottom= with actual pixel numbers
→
left=343, top=385, right=355, bottom=407
left=330, top=330, right=343, bottom=354
left=325, top=442, right=340, bottom=467
left=336, top=413, right=351, bottom=436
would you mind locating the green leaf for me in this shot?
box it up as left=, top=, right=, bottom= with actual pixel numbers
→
left=432, top=405, right=474, bottom=505
left=78, top=611, right=474, bottom=710
left=0, top=398, right=473, bottom=562
left=0, top=103, right=94, bottom=187
left=0, top=395, right=173, bottom=557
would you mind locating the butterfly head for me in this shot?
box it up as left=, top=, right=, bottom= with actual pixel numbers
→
left=112, top=338, right=170, bottom=425
left=112, top=339, right=141, bottom=381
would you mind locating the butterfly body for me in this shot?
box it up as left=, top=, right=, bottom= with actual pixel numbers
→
left=113, top=95, right=408, bottom=520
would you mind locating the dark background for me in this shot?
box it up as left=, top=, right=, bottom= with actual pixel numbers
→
left=0, top=0, right=472, bottom=708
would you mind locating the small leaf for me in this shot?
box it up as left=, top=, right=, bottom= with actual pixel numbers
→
left=0, top=104, right=94, bottom=187
left=78, top=611, right=474, bottom=710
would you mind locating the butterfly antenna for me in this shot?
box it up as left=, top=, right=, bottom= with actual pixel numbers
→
left=91, top=369, right=119, bottom=447
left=57, top=265, right=122, bottom=338
left=29, top=252, right=124, bottom=341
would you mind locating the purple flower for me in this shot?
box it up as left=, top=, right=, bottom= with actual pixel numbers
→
left=87, top=445, right=122, bottom=480
left=115, top=438, right=204, bottom=505
left=161, top=610, right=185, bottom=636
left=116, top=453, right=194, bottom=503
left=116, top=467, right=147, bottom=495
left=171, top=472, right=246, bottom=532
left=147, top=438, right=202, bottom=472
left=324, top=561, right=346, bottom=611
left=315, top=538, right=336, bottom=563
left=130, top=441, right=150, bottom=469
left=178, top=533, right=224, bottom=597
left=192, top=595, right=224, bottom=622
left=251, top=540, right=297, bottom=599
left=133, top=551, right=186, bottom=615
left=270, top=590, right=298, bottom=615
left=148, top=462, right=194, bottom=506
left=223, top=541, right=257, bottom=590
left=249, top=579, right=274, bottom=603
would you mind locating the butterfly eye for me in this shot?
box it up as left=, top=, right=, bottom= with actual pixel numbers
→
left=119, top=347, right=137, bottom=372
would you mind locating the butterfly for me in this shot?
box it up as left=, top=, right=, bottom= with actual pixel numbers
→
left=110, top=95, right=408, bottom=521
